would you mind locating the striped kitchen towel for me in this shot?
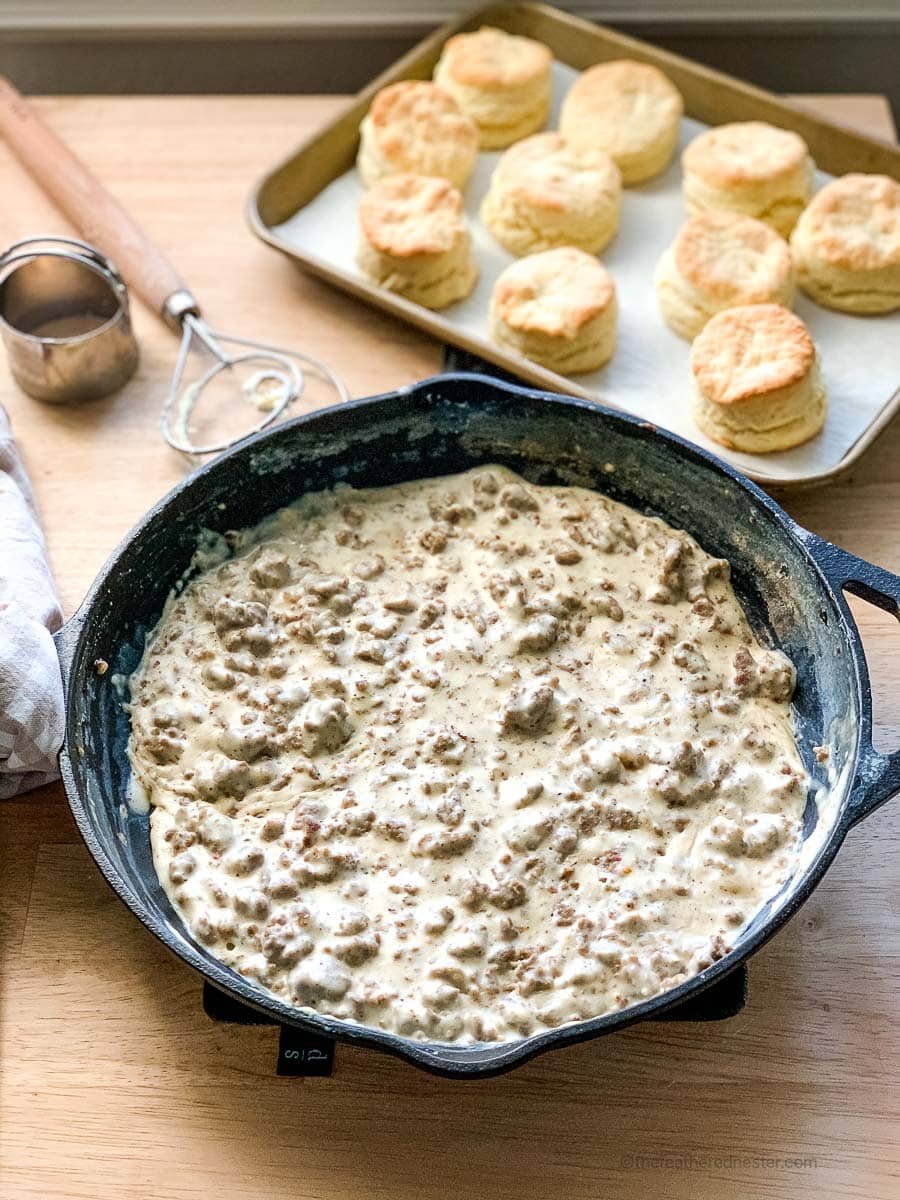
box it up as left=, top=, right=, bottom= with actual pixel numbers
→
left=0, top=405, right=64, bottom=798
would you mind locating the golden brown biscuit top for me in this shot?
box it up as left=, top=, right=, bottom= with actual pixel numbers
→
left=791, top=173, right=900, bottom=271
left=491, top=132, right=621, bottom=211
left=493, top=247, right=615, bottom=338
left=359, top=174, right=466, bottom=257
left=367, top=80, right=478, bottom=162
left=563, top=60, right=683, bottom=137
left=438, top=26, right=552, bottom=90
left=673, top=211, right=793, bottom=300
left=683, top=121, right=810, bottom=186
left=690, top=303, right=815, bottom=405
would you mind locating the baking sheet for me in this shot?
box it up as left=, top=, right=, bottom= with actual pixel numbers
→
left=274, top=60, right=900, bottom=484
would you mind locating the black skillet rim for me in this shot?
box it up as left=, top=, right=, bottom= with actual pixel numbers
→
left=56, top=372, right=868, bottom=1078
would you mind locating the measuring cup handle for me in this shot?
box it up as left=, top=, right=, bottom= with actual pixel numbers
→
left=0, top=75, right=195, bottom=321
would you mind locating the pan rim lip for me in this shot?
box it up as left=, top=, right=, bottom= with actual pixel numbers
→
left=57, top=371, right=864, bottom=1078
left=63, top=368, right=810, bottom=634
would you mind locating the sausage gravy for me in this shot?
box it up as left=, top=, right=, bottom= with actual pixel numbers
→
left=128, top=467, right=807, bottom=1043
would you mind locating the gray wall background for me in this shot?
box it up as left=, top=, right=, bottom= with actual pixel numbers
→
left=1, top=23, right=897, bottom=122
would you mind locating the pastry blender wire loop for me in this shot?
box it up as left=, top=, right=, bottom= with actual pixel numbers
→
left=161, top=294, right=349, bottom=458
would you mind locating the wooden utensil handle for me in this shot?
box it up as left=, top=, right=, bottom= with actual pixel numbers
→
left=0, top=75, right=189, bottom=318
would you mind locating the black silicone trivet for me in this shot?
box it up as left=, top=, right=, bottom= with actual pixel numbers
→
left=203, top=963, right=747, bottom=1077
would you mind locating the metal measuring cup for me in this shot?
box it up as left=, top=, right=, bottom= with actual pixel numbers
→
left=0, top=235, right=139, bottom=404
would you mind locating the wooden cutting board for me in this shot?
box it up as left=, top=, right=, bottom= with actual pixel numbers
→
left=0, top=93, right=898, bottom=1200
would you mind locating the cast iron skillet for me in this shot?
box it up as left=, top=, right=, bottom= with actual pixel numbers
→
left=55, top=373, right=900, bottom=1079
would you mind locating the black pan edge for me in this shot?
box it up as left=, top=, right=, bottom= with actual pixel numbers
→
left=56, top=372, right=876, bottom=1078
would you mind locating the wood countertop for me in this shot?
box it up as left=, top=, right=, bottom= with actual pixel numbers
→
left=1, top=93, right=898, bottom=1200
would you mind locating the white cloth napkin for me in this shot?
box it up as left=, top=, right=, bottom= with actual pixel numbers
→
left=0, top=405, right=64, bottom=798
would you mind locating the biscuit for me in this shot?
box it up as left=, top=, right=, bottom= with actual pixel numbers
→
left=357, top=173, right=478, bottom=309
left=655, top=211, right=795, bottom=340
left=559, top=59, right=683, bottom=185
left=480, top=132, right=622, bottom=256
left=682, top=121, right=814, bottom=237
left=357, top=80, right=479, bottom=190
left=790, top=173, right=900, bottom=314
left=689, top=303, right=826, bottom=452
left=433, top=26, right=552, bottom=149
left=490, top=247, right=617, bottom=374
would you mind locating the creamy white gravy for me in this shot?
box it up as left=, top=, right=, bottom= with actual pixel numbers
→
left=128, top=466, right=807, bottom=1043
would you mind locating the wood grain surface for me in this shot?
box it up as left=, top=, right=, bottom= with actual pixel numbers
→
left=1, top=93, right=898, bottom=1200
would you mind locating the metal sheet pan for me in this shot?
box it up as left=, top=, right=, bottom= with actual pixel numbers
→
left=248, top=1, right=900, bottom=490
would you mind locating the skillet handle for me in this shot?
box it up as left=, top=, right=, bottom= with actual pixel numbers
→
left=805, top=533, right=900, bottom=828
left=52, top=613, right=83, bottom=690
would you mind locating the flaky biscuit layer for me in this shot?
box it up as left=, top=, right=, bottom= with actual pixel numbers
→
left=490, top=247, right=617, bottom=374
left=357, top=173, right=477, bottom=309
left=481, top=133, right=622, bottom=256
left=791, top=173, right=900, bottom=314
left=655, top=212, right=795, bottom=340
left=689, top=304, right=825, bottom=452
left=560, top=59, right=683, bottom=185
left=357, top=81, right=479, bottom=190
left=682, top=122, right=814, bottom=237
left=434, top=26, right=552, bottom=149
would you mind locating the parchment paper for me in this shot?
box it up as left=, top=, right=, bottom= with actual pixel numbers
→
left=275, top=61, right=900, bottom=484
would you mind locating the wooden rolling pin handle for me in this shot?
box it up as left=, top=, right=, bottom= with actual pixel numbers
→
left=0, top=74, right=193, bottom=320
